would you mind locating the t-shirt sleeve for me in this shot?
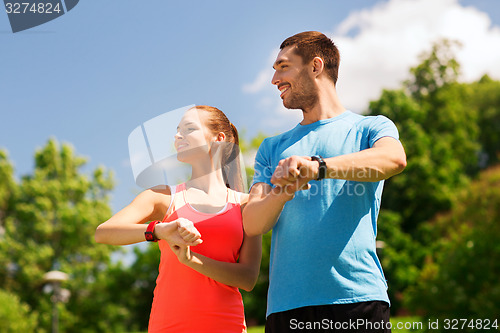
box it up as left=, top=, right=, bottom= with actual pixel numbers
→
left=251, top=139, right=274, bottom=189
left=368, top=115, right=400, bottom=147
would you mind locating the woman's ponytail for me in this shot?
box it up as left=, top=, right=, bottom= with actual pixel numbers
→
left=194, top=105, right=244, bottom=192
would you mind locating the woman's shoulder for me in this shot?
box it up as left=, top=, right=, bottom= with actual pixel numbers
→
left=148, top=184, right=172, bottom=196
left=234, top=191, right=249, bottom=205
left=132, top=185, right=173, bottom=207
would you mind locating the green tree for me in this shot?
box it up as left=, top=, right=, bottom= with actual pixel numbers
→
left=239, top=131, right=271, bottom=325
left=370, top=40, right=480, bottom=230
left=376, top=210, right=423, bottom=314
left=405, top=165, right=500, bottom=331
left=0, top=139, right=128, bottom=332
left=101, top=243, right=161, bottom=331
left=406, top=39, right=461, bottom=102
left=241, top=231, right=271, bottom=326
left=368, top=39, right=500, bottom=315
left=0, top=289, right=38, bottom=332
left=465, top=75, right=500, bottom=166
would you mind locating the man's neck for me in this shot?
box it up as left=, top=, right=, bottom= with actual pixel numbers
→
left=300, top=84, right=346, bottom=125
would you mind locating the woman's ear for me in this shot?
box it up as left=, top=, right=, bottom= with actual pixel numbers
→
left=216, top=132, right=226, bottom=142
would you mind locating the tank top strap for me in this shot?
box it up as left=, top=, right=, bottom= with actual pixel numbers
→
left=168, top=184, right=241, bottom=216
left=161, top=183, right=183, bottom=221
left=228, top=188, right=242, bottom=205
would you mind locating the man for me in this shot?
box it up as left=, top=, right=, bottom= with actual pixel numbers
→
left=243, top=31, right=406, bottom=332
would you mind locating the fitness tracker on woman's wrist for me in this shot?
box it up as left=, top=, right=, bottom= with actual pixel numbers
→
left=145, top=220, right=161, bottom=242
left=311, top=155, right=327, bottom=180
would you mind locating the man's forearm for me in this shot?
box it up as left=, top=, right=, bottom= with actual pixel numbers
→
left=324, top=138, right=406, bottom=181
left=243, top=186, right=292, bottom=236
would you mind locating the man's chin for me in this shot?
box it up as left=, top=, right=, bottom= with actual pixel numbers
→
left=283, top=102, right=303, bottom=111
left=282, top=99, right=298, bottom=110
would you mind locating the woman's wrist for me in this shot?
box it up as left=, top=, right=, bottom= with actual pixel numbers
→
left=179, top=247, right=195, bottom=265
left=153, top=222, right=175, bottom=241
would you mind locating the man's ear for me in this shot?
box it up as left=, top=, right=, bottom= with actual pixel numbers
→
left=311, top=57, right=325, bottom=77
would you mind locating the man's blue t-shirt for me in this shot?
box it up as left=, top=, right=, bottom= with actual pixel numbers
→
left=251, top=111, right=399, bottom=317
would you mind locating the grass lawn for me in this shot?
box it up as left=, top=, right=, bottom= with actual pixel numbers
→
left=247, top=317, right=423, bottom=333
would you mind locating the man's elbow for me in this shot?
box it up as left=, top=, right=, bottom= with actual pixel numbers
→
left=385, top=146, right=407, bottom=178
left=395, top=151, right=407, bottom=173
left=383, top=156, right=406, bottom=180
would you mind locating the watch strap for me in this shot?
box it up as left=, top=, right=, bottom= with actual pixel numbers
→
left=145, top=220, right=160, bottom=242
left=311, top=155, right=327, bottom=180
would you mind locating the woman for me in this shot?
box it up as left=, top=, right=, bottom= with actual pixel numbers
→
left=95, top=105, right=262, bottom=332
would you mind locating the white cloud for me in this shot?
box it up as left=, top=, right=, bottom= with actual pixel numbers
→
left=242, top=48, right=280, bottom=94
left=334, top=0, right=500, bottom=111
left=243, top=0, right=500, bottom=118
left=242, top=69, right=273, bottom=94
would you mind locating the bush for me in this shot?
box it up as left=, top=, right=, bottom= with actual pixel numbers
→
left=405, top=166, right=500, bottom=331
left=0, top=289, right=38, bottom=332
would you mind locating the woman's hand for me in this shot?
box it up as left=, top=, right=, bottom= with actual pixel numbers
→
left=169, top=244, right=192, bottom=264
left=176, top=218, right=202, bottom=245
left=155, top=218, right=202, bottom=247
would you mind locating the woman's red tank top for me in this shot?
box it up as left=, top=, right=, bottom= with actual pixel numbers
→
left=148, top=183, right=246, bottom=332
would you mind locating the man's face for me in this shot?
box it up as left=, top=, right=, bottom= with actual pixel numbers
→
left=272, top=46, right=318, bottom=111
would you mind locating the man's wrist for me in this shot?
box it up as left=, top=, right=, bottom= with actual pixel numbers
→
left=311, top=155, right=327, bottom=180
left=271, top=185, right=296, bottom=202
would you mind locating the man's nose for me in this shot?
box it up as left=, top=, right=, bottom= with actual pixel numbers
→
left=271, top=71, right=280, bottom=86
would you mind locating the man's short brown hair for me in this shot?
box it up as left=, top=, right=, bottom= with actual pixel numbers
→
left=280, top=31, right=340, bottom=85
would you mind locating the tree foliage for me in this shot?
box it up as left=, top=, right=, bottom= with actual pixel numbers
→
left=0, top=139, right=127, bottom=332
left=370, top=40, right=481, bottom=229
left=0, top=289, right=38, bottom=332
left=405, top=166, right=500, bottom=330
left=369, top=39, right=500, bottom=316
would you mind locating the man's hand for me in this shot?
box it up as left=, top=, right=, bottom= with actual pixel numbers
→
left=270, top=156, right=318, bottom=195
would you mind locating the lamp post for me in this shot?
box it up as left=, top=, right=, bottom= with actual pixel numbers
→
left=43, top=270, right=69, bottom=333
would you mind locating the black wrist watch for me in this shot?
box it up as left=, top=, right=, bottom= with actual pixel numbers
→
left=311, top=155, right=327, bottom=180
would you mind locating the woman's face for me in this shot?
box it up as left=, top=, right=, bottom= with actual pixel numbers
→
left=174, top=109, right=215, bottom=162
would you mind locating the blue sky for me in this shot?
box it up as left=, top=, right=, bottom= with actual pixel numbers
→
left=2, top=0, right=500, bottom=213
